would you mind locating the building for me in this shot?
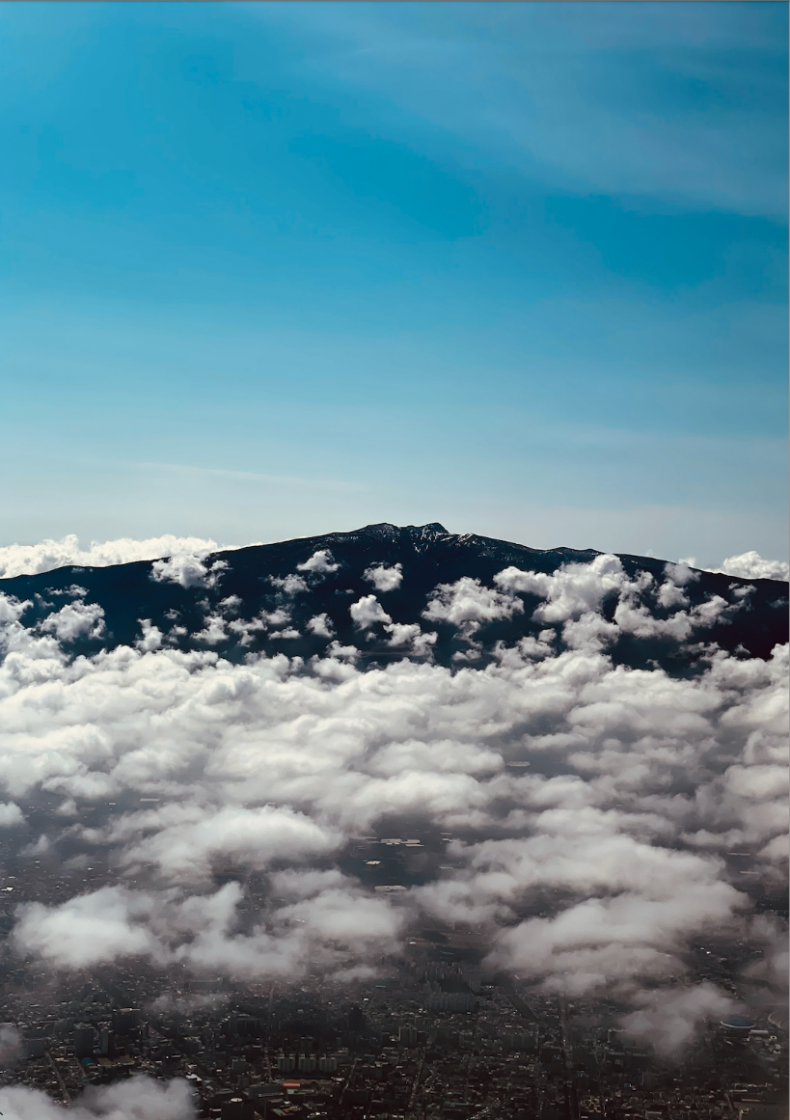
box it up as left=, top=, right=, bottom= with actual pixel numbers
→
left=74, top=1024, right=96, bottom=1059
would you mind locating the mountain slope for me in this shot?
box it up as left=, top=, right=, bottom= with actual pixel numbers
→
left=1, top=523, right=786, bottom=671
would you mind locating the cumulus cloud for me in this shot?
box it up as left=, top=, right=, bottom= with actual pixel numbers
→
left=620, top=984, right=740, bottom=1058
left=116, top=803, right=341, bottom=881
left=493, top=554, right=744, bottom=653
left=40, top=600, right=105, bottom=642
left=496, top=553, right=655, bottom=626
left=306, top=612, right=335, bottom=639
left=0, top=1076, right=196, bottom=1119
left=297, top=549, right=339, bottom=573
left=384, top=621, right=437, bottom=656
left=47, top=584, right=89, bottom=598
left=0, top=547, right=785, bottom=1059
left=350, top=594, right=392, bottom=630
left=0, top=535, right=243, bottom=579
left=151, top=556, right=228, bottom=590
left=270, top=573, right=309, bottom=595
left=424, top=576, right=524, bottom=636
left=190, top=612, right=228, bottom=645
left=656, top=560, right=699, bottom=608
left=483, top=865, right=746, bottom=999
left=135, top=619, right=164, bottom=652
left=14, top=871, right=404, bottom=986
left=708, top=551, right=790, bottom=582
left=350, top=596, right=436, bottom=654
left=364, top=563, right=403, bottom=592
left=14, top=887, right=162, bottom=968
left=225, top=605, right=294, bottom=647
left=0, top=595, right=30, bottom=625
left=613, top=591, right=731, bottom=643
left=0, top=802, right=24, bottom=827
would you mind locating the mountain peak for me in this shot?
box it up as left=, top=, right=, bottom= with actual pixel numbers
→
left=360, top=521, right=449, bottom=536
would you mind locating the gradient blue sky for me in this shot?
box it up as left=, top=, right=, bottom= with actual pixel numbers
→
left=2, top=1, right=787, bottom=563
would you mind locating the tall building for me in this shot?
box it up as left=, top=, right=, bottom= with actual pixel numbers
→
left=427, top=992, right=478, bottom=1013
left=74, top=1024, right=96, bottom=1059
left=24, top=1038, right=47, bottom=1059
left=111, top=1008, right=139, bottom=1034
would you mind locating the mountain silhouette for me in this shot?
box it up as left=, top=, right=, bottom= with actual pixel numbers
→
left=1, top=523, right=786, bottom=673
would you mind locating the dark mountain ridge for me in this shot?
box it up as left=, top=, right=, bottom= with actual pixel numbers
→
left=1, top=523, right=786, bottom=673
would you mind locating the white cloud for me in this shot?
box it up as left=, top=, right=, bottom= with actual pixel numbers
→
left=14, top=887, right=162, bottom=968
left=656, top=581, right=689, bottom=608
left=486, top=880, right=745, bottom=1000
left=47, top=584, right=89, bottom=598
left=384, top=621, right=437, bottom=656
left=0, top=802, right=24, bottom=827
left=423, top=576, right=524, bottom=636
left=191, top=613, right=228, bottom=645
left=227, top=606, right=293, bottom=646
left=40, top=601, right=105, bottom=642
left=350, top=596, right=435, bottom=653
left=656, top=560, right=700, bottom=608
left=495, top=553, right=642, bottom=623
left=364, top=563, right=403, bottom=592
left=0, top=551, right=785, bottom=1052
left=306, top=612, right=335, bottom=638
left=350, top=594, right=393, bottom=630
left=620, top=984, right=740, bottom=1058
left=13, top=870, right=404, bottom=987
left=0, top=595, right=30, bottom=625
left=0, top=535, right=241, bottom=579
left=613, top=593, right=731, bottom=642
left=492, top=554, right=742, bottom=651
left=271, top=573, right=309, bottom=595
left=150, top=556, right=228, bottom=590
left=708, top=551, right=789, bottom=582
left=297, top=549, right=339, bottom=573
left=135, top=619, right=164, bottom=653
left=116, top=804, right=341, bottom=882
left=0, top=1076, right=196, bottom=1119
left=663, top=560, right=699, bottom=587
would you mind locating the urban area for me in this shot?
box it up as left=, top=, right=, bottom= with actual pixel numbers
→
left=0, top=837, right=786, bottom=1120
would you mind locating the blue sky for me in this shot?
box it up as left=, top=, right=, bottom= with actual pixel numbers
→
left=1, top=1, right=787, bottom=563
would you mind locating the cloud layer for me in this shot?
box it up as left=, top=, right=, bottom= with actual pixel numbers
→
left=0, top=533, right=786, bottom=1060
left=0, top=536, right=238, bottom=579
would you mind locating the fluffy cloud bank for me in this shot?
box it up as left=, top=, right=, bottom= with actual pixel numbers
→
left=0, top=543, right=786, bottom=1058
left=0, top=535, right=247, bottom=579
left=707, top=551, right=790, bottom=582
